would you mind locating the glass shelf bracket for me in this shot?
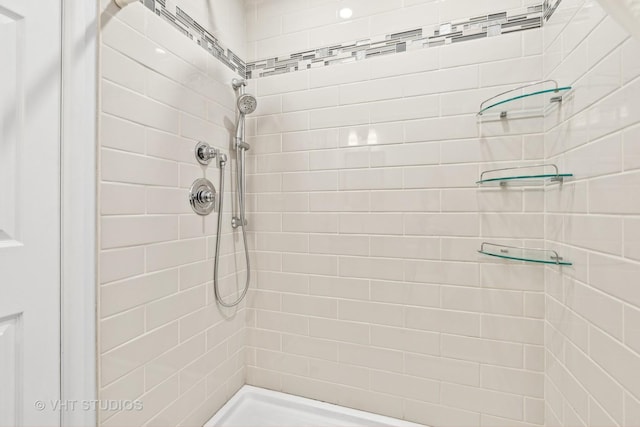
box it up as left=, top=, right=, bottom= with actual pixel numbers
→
left=478, top=242, right=572, bottom=266
left=477, top=164, right=573, bottom=186
left=477, top=80, right=572, bottom=119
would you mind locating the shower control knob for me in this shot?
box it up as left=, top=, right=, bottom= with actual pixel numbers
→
left=195, top=141, right=219, bottom=166
left=189, top=178, right=217, bottom=216
left=196, top=189, right=215, bottom=204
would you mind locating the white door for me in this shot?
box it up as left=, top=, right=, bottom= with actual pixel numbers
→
left=0, top=0, right=61, bottom=426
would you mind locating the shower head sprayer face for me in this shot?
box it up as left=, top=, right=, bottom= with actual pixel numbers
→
left=238, top=93, right=258, bottom=115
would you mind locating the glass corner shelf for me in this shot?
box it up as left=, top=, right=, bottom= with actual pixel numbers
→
left=477, top=80, right=572, bottom=120
left=477, top=164, right=573, bottom=186
left=479, top=243, right=572, bottom=266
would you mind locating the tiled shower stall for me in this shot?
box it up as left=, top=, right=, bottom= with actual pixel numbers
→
left=98, top=0, right=640, bottom=426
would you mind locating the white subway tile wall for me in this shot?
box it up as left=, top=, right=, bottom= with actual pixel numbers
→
left=98, top=0, right=247, bottom=425
left=244, top=1, right=549, bottom=423
left=543, top=1, right=640, bottom=426
left=97, top=0, right=640, bottom=426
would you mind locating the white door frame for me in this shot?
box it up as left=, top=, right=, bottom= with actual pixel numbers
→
left=60, top=0, right=98, bottom=426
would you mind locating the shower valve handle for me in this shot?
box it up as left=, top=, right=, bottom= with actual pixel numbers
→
left=189, top=178, right=217, bottom=216
left=196, top=189, right=215, bottom=204
left=195, top=141, right=220, bottom=166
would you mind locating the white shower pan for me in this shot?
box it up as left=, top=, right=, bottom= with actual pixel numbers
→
left=204, top=386, right=424, bottom=427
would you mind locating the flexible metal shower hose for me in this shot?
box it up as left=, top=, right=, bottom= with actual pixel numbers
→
left=213, top=149, right=251, bottom=307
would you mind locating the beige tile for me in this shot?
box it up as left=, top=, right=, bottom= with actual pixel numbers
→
left=339, top=256, right=404, bottom=281
left=370, top=236, right=440, bottom=260
left=442, top=334, right=523, bottom=368
left=337, top=387, right=404, bottom=420
left=145, top=238, right=206, bottom=272
left=101, top=183, right=146, bottom=215
left=338, top=300, right=403, bottom=327
left=308, top=276, right=369, bottom=300
left=145, top=333, right=205, bottom=390
left=282, top=253, right=338, bottom=276
left=441, top=286, right=523, bottom=316
left=371, top=325, right=439, bottom=355
left=338, top=342, right=403, bottom=373
left=406, top=306, right=481, bottom=337
left=281, top=213, right=338, bottom=233
left=565, top=280, right=623, bottom=340
left=146, top=286, right=206, bottom=330
left=280, top=374, right=341, bottom=405
left=589, top=173, right=640, bottom=214
left=247, top=290, right=281, bottom=311
left=309, top=147, right=370, bottom=171
left=589, top=397, right=618, bottom=427
left=146, top=380, right=206, bottom=427
left=309, top=318, right=369, bottom=345
left=405, top=260, right=478, bottom=286
left=589, top=253, right=640, bottom=307
left=258, top=232, right=309, bottom=253
left=339, top=168, right=403, bottom=191
left=405, top=353, right=480, bottom=386
left=101, top=114, right=145, bottom=154
left=180, top=343, right=229, bottom=392
left=404, top=399, right=480, bottom=427
left=309, top=234, right=369, bottom=256
left=282, top=334, right=338, bottom=361
left=100, top=368, right=145, bottom=422
left=178, top=305, right=225, bottom=343
left=309, top=191, right=370, bottom=212
left=564, top=340, right=624, bottom=424
left=308, top=358, right=369, bottom=388
left=102, top=375, right=179, bottom=427
left=404, top=213, right=479, bottom=237
left=282, top=294, right=337, bottom=318
left=101, top=308, right=145, bottom=353
left=371, top=371, right=439, bottom=402
left=370, top=280, right=439, bottom=308
left=257, top=271, right=309, bottom=294
left=481, top=314, right=543, bottom=345
left=101, top=322, right=179, bottom=386
left=625, top=305, right=640, bottom=355
left=247, top=329, right=282, bottom=352
left=441, top=382, right=524, bottom=420
left=101, top=215, right=179, bottom=249
left=102, top=81, right=179, bottom=134
left=481, top=365, right=544, bottom=398
left=339, top=213, right=403, bottom=235
left=100, top=269, right=179, bottom=318
left=564, top=215, right=623, bottom=255
left=626, top=393, right=640, bottom=427
left=481, top=264, right=545, bottom=291
left=624, top=217, right=640, bottom=262
left=256, top=349, right=309, bottom=376
left=100, top=248, right=145, bottom=284
left=589, top=328, right=640, bottom=403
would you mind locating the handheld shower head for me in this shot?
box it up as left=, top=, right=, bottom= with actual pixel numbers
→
left=237, top=93, right=257, bottom=115
left=235, top=93, right=257, bottom=147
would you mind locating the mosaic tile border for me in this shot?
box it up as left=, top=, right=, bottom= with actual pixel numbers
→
left=247, top=3, right=558, bottom=79
left=544, top=0, right=563, bottom=21
left=140, top=0, right=246, bottom=76
left=139, top=0, right=563, bottom=80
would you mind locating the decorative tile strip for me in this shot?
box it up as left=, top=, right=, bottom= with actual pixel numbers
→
left=138, top=0, right=563, bottom=80
left=140, top=0, right=246, bottom=77
left=543, top=0, right=563, bottom=21
left=247, top=3, right=553, bottom=79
